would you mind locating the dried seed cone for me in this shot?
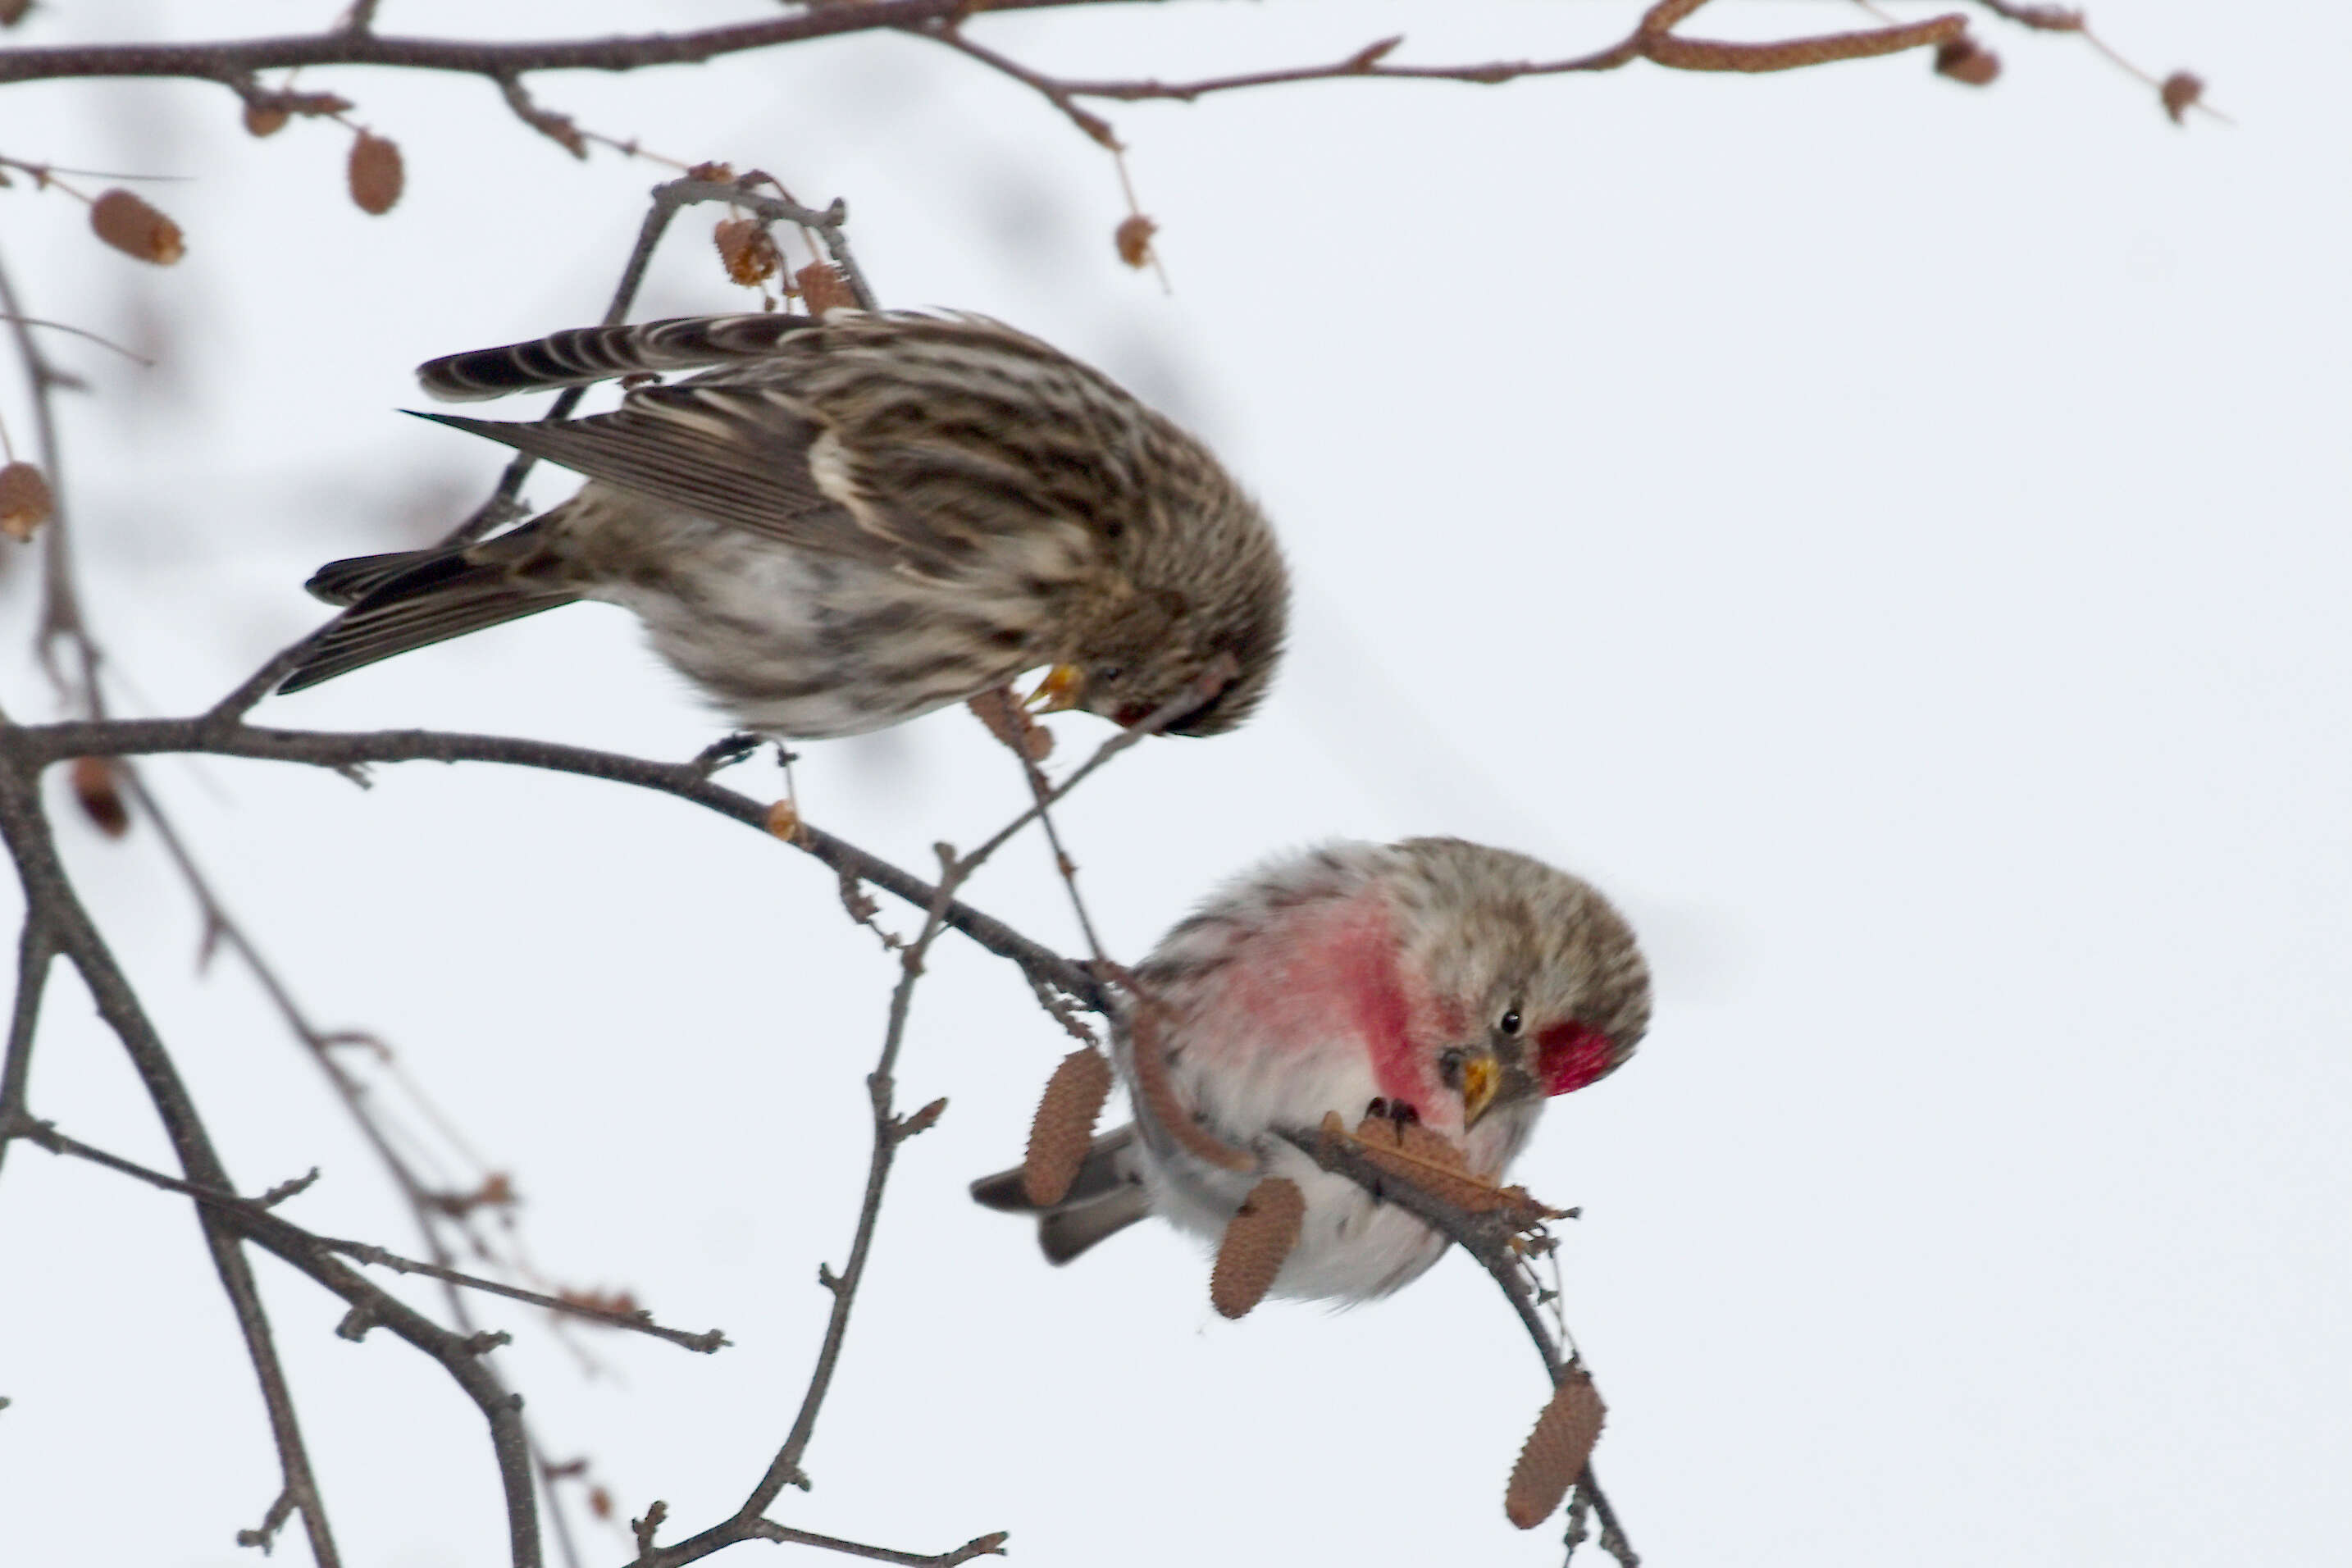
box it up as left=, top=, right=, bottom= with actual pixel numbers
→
left=1114, top=213, right=1158, bottom=270
left=348, top=131, right=404, bottom=215
left=89, top=189, right=185, bottom=266
left=1505, top=1369, right=1607, bottom=1529
left=965, top=687, right=1053, bottom=761
left=793, top=262, right=857, bottom=315
left=1344, top=1111, right=1554, bottom=1224
left=71, top=757, right=130, bottom=839
left=2161, top=71, right=2204, bottom=124
left=714, top=219, right=780, bottom=287
left=1934, top=37, right=2002, bottom=87
left=0, top=460, right=53, bottom=540
left=1210, top=1176, right=1304, bottom=1319
left=1022, top=1048, right=1112, bottom=1206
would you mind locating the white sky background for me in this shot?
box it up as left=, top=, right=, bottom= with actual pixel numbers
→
left=0, top=2, right=2345, bottom=1564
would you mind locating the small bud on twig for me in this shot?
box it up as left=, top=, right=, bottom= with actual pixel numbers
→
left=347, top=131, right=403, bottom=215
left=1114, top=213, right=1159, bottom=270
left=0, top=461, right=53, bottom=540
left=244, top=103, right=290, bottom=137
left=70, top=757, right=130, bottom=839
left=898, top=1096, right=948, bottom=1139
left=2160, top=71, right=2204, bottom=124
left=89, top=189, right=185, bottom=265
left=1934, top=36, right=2002, bottom=88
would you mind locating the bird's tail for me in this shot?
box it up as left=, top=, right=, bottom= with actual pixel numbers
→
left=278, top=535, right=578, bottom=695
left=417, top=315, right=826, bottom=403
left=970, top=1124, right=1153, bottom=1266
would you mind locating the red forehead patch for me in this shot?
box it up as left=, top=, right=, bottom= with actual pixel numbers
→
left=1536, top=1021, right=1616, bottom=1096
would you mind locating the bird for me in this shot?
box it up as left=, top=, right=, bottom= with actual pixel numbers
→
left=973, top=838, right=1652, bottom=1302
left=278, top=311, right=1290, bottom=739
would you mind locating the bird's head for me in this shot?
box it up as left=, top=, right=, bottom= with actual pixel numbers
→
left=1394, top=840, right=1652, bottom=1133
left=1028, top=448, right=1289, bottom=738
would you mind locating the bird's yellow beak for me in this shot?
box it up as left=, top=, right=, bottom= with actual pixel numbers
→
left=1461, top=1051, right=1502, bottom=1130
left=1026, top=663, right=1083, bottom=714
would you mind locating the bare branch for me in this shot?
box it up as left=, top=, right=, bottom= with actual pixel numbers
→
left=0, top=750, right=350, bottom=1566
left=13, top=715, right=1109, bottom=1010
left=0, top=911, right=53, bottom=1182
left=7, top=1119, right=729, bottom=1355
left=748, top=1522, right=1009, bottom=1567
left=0, top=2, right=1092, bottom=89
left=632, top=849, right=999, bottom=1566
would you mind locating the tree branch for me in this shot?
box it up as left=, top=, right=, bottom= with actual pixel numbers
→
left=0, top=2, right=1095, bottom=89
left=631, top=851, right=997, bottom=1566
left=4, top=1117, right=729, bottom=1355
left=0, top=745, right=349, bottom=1566
left=10, top=715, right=1110, bottom=1012
left=0, top=909, right=54, bottom=1182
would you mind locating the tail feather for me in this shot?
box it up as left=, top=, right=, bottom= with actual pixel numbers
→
left=1038, top=1186, right=1153, bottom=1265
left=305, top=548, right=438, bottom=606
left=279, top=549, right=577, bottom=695
left=970, top=1124, right=1151, bottom=1266
left=417, top=315, right=825, bottom=403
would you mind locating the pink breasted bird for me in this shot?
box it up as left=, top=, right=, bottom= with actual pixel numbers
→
left=973, top=838, right=1652, bottom=1301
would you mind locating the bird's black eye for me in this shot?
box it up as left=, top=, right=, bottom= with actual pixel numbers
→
left=1097, top=666, right=1124, bottom=683
left=1499, top=1010, right=1522, bottom=1036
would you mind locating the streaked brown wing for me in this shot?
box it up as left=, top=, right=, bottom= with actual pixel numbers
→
left=412, top=384, right=884, bottom=562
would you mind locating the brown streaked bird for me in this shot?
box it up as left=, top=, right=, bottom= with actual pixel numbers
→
left=280, top=312, right=1290, bottom=738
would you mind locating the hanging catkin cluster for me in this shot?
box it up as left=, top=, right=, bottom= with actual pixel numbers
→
left=1504, top=1368, right=1607, bottom=1529
left=1209, top=1176, right=1304, bottom=1319
left=1021, top=1048, right=1112, bottom=1206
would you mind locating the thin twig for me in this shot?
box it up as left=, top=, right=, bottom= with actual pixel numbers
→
left=954, top=657, right=1238, bottom=877
left=634, top=851, right=990, bottom=1567
left=5, top=1118, right=728, bottom=1353
left=0, top=912, right=54, bottom=1182
left=0, top=752, right=352, bottom=1566
left=0, top=2, right=1090, bottom=88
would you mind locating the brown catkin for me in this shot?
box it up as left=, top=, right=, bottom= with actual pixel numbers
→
left=1934, top=37, right=2002, bottom=87
left=2160, top=71, right=2204, bottom=124
left=1021, top=1048, right=1112, bottom=1206
left=1343, top=1112, right=1555, bottom=1224
left=0, top=461, right=53, bottom=540
left=348, top=132, right=404, bottom=215
left=794, top=262, right=857, bottom=315
left=1114, top=213, right=1158, bottom=269
left=1505, top=1369, right=1607, bottom=1529
left=89, top=189, right=185, bottom=266
left=713, top=218, right=780, bottom=287
left=70, top=757, right=130, bottom=840
left=965, top=687, right=1054, bottom=761
left=1210, top=1176, right=1304, bottom=1319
